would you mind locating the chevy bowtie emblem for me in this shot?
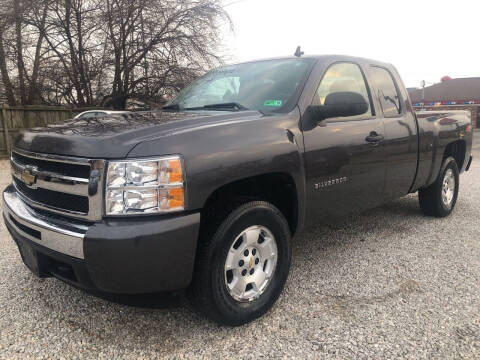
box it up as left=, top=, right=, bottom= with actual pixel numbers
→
left=21, top=168, right=37, bottom=187
left=249, top=257, right=253, bottom=268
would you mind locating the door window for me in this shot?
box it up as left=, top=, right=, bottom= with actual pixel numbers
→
left=369, top=67, right=402, bottom=117
left=313, top=62, right=372, bottom=119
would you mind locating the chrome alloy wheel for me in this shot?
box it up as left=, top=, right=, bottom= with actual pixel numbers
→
left=224, top=225, right=278, bottom=302
left=442, top=168, right=455, bottom=208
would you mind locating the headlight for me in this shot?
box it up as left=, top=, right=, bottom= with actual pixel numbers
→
left=105, top=156, right=185, bottom=215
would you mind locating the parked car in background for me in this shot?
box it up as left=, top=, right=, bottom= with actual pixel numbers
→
left=3, top=55, right=473, bottom=326
left=74, top=110, right=131, bottom=119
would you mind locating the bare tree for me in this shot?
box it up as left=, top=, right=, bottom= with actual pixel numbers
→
left=100, top=0, right=229, bottom=108
left=0, top=0, right=51, bottom=105
left=0, top=0, right=231, bottom=108
left=39, top=0, right=104, bottom=106
left=0, top=0, right=16, bottom=105
left=24, top=0, right=49, bottom=104
left=0, top=27, right=16, bottom=105
left=13, top=0, right=27, bottom=103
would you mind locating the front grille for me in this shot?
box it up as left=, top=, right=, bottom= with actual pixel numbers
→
left=12, top=151, right=90, bottom=178
left=11, top=149, right=104, bottom=221
left=14, top=177, right=89, bottom=214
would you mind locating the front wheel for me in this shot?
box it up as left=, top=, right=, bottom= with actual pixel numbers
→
left=188, top=201, right=292, bottom=326
left=419, top=156, right=459, bottom=217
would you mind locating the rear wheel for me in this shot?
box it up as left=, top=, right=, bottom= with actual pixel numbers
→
left=419, top=157, right=459, bottom=217
left=188, top=201, right=291, bottom=326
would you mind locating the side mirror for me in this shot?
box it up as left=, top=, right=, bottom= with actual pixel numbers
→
left=307, top=91, right=368, bottom=124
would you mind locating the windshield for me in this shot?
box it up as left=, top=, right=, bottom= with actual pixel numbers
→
left=166, top=58, right=315, bottom=112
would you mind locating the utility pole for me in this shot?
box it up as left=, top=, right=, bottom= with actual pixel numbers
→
left=420, top=80, right=426, bottom=110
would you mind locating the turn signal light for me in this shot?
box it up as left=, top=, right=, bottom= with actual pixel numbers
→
left=159, top=187, right=184, bottom=210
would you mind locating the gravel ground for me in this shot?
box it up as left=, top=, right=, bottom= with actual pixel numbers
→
left=1, top=140, right=480, bottom=359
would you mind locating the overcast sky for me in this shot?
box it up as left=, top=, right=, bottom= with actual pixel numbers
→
left=222, top=0, right=480, bottom=88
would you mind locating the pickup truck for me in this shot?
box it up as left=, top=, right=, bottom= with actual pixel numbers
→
left=3, top=55, right=473, bottom=326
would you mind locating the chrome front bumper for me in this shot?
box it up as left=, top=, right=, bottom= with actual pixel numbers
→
left=3, top=187, right=86, bottom=259
left=3, top=184, right=201, bottom=293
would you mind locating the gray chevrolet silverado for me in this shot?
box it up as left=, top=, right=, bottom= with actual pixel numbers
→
left=3, top=55, right=473, bottom=325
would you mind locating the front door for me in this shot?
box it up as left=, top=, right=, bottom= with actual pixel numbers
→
left=302, top=62, right=387, bottom=224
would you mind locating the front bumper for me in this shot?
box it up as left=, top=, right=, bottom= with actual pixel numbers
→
left=3, top=185, right=201, bottom=294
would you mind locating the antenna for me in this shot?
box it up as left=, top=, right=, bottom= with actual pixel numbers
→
left=294, top=46, right=304, bottom=58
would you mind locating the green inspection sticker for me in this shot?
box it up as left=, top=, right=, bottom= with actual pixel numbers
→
left=264, top=100, right=283, bottom=107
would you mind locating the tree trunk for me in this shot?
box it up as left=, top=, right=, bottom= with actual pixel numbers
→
left=13, top=0, right=27, bottom=104
left=28, top=3, right=48, bottom=104
left=0, top=28, right=16, bottom=106
left=64, top=0, right=86, bottom=106
left=74, top=5, right=92, bottom=105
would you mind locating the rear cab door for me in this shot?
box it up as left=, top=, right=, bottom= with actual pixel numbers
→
left=366, top=65, right=419, bottom=200
left=301, top=58, right=388, bottom=224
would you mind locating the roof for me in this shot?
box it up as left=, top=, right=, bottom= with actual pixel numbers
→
left=409, top=78, right=480, bottom=103
left=227, top=54, right=392, bottom=69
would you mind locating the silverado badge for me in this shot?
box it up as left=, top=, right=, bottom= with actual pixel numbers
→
left=21, top=168, right=37, bottom=187
left=314, top=176, right=347, bottom=190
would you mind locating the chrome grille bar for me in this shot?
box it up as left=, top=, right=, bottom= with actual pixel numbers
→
left=11, top=159, right=89, bottom=195
left=12, top=148, right=92, bottom=165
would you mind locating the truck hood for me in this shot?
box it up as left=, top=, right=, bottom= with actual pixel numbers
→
left=14, top=110, right=264, bottom=158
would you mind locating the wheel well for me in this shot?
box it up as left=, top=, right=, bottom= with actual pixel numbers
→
left=201, top=173, right=298, bottom=235
left=443, top=140, right=466, bottom=170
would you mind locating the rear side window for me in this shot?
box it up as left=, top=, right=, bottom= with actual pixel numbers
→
left=313, top=62, right=373, bottom=119
left=369, top=67, right=402, bottom=117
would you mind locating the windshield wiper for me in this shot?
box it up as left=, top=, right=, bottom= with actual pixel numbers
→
left=162, top=104, right=183, bottom=111
left=185, top=102, right=249, bottom=111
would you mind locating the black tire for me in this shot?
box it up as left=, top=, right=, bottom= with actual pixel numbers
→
left=419, top=156, right=459, bottom=217
left=188, top=201, right=292, bottom=326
